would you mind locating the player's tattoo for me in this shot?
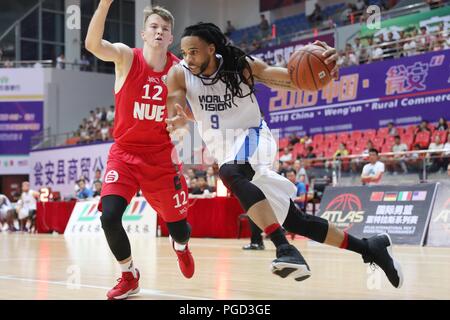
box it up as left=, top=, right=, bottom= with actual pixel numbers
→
left=253, top=75, right=295, bottom=90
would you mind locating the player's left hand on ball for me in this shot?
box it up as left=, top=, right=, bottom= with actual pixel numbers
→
left=165, top=103, right=188, bottom=133
left=313, top=40, right=339, bottom=80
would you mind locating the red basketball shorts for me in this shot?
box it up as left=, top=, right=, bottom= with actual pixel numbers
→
left=100, top=143, right=188, bottom=223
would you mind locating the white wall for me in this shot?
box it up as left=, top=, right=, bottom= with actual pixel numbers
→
left=43, top=69, right=114, bottom=136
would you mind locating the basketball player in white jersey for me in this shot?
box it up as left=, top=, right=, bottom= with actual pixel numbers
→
left=165, top=23, right=403, bottom=288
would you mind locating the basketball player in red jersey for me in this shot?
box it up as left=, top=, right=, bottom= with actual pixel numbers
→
left=85, top=1, right=194, bottom=300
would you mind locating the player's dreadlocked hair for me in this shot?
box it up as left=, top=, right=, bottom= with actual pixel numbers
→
left=181, top=22, right=255, bottom=101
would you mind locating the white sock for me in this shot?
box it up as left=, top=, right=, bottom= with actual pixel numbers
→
left=174, top=241, right=187, bottom=251
left=120, top=259, right=137, bottom=278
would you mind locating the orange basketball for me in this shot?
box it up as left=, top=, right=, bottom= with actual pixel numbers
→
left=288, top=44, right=335, bottom=91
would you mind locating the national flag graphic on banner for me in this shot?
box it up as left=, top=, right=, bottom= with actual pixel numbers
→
left=398, top=191, right=412, bottom=201
left=370, top=192, right=384, bottom=201
left=384, top=192, right=398, bottom=201
left=412, top=191, right=427, bottom=201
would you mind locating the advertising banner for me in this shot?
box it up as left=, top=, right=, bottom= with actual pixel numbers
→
left=318, top=183, right=438, bottom=245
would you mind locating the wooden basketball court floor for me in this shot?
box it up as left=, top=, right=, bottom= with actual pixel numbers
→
left=0, top=233, right=449, bottom=300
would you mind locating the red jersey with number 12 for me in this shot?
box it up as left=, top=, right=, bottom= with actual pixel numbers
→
left=113, top=48, right=179, bottom=151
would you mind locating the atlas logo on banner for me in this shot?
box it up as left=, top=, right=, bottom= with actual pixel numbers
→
left=320, top=193, right=365, bottom=229
left=433, top=198, right=450, bottom=223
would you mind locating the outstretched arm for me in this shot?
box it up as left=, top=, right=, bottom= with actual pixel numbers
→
left=85, top=0, right=132, bottom=67
left=249, top=40, right=339, bottom=91
left=165, top=65, right=194, bottom=133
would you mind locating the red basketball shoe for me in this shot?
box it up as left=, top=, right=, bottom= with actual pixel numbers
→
left=107, top=269, right=140, bottom=300
left=170, top=236, right=195, bottom=279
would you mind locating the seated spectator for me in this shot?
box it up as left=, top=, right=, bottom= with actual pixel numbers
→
left=288, top=133, right=300, bottom=145
left=16, top=182, right=39, bottom=232
left=361, top=149, right=385, bottom=185
left=286, top=169, right=307, bottom=210
left=428, top=135, right=446, bottom=172
left=274, top=54, right=287, bottom=68
left=436, top=117, right=448, bottom=131
left=368, top=37, right=384, bottom=62
left=293, top=159, right=309, bottom=184
left=384, top=32, right=398, bottom=59
left=279, top=147, right=293, bottom=163
left=92, top=180, right=102, bottom=197
left=0, top=193, right=16, bottom=232
left=351, top=140, right=373, bottom=173
left=206, top=167, right=217, bottom=191
left=386, top=121, right=398, bottom=136
left=278, top=160, right=292, bottom=177
left=92, top=169, right=103, bottom=185
left=353, top=37, right=363, bottom=61
left=190, top=176, right=213, bottom=196
left=416, top=120, right=431, bottom=133
left=403, top=29, right=419, bottom=57
left=76, top=179, right=93, bottom=199
left=100, top=121, right=110, bottom=141
left=188, top=177, right=199, bottom=194
left=107, top=105, right=115, bottom=123
left=224, top=20, right=236, bottom=37
left=417, top=26, right=432, bottom=52
left=305, top=146, right=316, bottom=159
left=389, top=136, right=408, bottom=173
left=333, top=143, right=349, bottom=160
left=302, top=135, right=313, bottom=146
left=343, top=44, right=359, bottom=66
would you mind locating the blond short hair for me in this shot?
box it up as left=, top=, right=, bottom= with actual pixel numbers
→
left=143, top=6, right=174, bottom=31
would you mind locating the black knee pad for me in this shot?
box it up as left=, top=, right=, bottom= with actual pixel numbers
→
left=100, top=195, right=128, bottom=231
left=219, top=163, right=266, bottom=211
left=283, top=201, right=329, bottom=243
left=167, top=219, right=191, bottom=244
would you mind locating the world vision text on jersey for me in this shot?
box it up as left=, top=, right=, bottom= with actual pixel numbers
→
left=199, top=94, right=236, bottom=111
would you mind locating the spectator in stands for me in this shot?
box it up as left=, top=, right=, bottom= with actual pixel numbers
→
left=278, top=160, right=292, bottom=177
left=56, top=53, right=66, bottom=69
left=436, top=117, right=448, bottom=131
left=76, top=179, right=93, bottom=200
left=368, top=37, right=384, bottom=62
left=403, top=29, right=419, bottom=57
left=361, top=149, right=385, bottom=185
left=274, top=54, right=287, bottom=68
left=250, top=39, right=262, bottom=52
left=286, top=169, right=307, bottom=210
left=106, top=105, right=115, bottom=124
left=16, top=182, right=39, bottom=232
left=428, top=135, right=446, bottom=172
left=80, top=54, right=90, bottom=71
left=190, top=176, right=213, bottom=196
left=308, top=3, right=324, bottom=25
left=92, top=180, right=102, bottom=198
left=406, top=143, right=425, bottom=177
left=305, top=145, right=316, bottom=159
left=0, top=193, right=15, bottom=232
left=288, top=133, right=300, bottom=146
left=389, top=135, right=408, bottom=174
left=206, top=167, right=217, bottom=191
left=188, top=177, right=199, bottom=194
left=416, top=120, right=431, bottom=133
left=224, top=20, right=236, bottom=37
left=95, top=107, right=103, bottom=122
left=384, top=32, right=397, bottom=59
left=100, top=121, right=110, bottom=141
left=301, top=135, right=313, bottom=147
left=259, top=14, right=270, bottom=39
left=279, top=147, right=293, bottom=163
left=353, top=37, right=363, bottom=61
left=293, top=159, right=309, bottom=184
left=93, top=169, right=103, bottom=185
left=333, top=143, right=349, bottom=160
left=343, top=44, right=359, bottom=66
left=418, top=26, right=432, bottom=52
left=387, top=121, right=398, bottom=136
left=351, top=140, right=373, bottom=173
